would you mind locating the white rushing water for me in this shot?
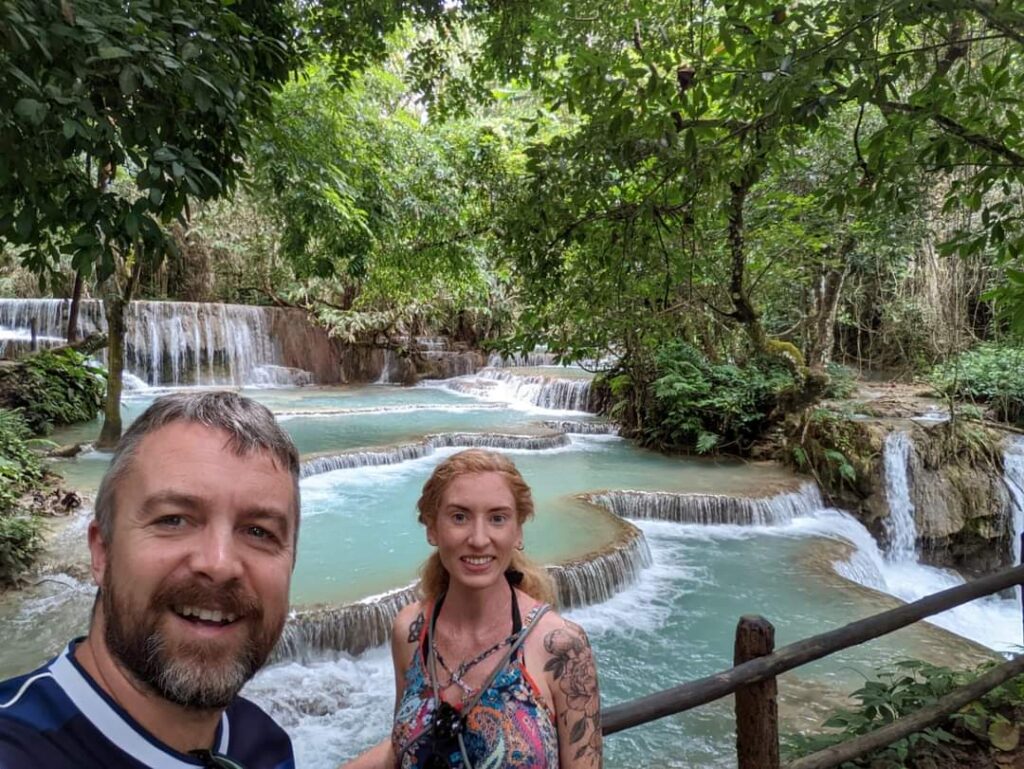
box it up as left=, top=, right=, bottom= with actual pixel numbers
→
left=1003, top=436, right=1024, bottom=609
left=793, top=509, right=1023, bottom=654
left=0, top=298, right=312, bottom=387
left=882, top=430, right=917, bottom=561
left=435, top=368, right=594, bottom=412
left=1005, top=438, right=1024, bottom=563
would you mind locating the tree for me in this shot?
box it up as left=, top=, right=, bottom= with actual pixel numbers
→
left=0, top=0, right=300, bottom=446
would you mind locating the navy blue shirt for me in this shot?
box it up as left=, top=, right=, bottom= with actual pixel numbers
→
left=0, top=640, right=294, bottom=769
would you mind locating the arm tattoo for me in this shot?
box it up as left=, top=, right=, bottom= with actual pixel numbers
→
left=543, top=622, right=601, bottom=765
left=407, top=611, right=425, bottom=644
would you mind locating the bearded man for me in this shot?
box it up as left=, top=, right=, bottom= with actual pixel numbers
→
left=0, top=391, right=301, bottom=769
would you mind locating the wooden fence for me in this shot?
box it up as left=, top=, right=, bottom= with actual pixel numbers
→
left=600, top=538, right=1024, bottom=769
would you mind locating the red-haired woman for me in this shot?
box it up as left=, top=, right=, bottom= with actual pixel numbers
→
left=345, top=448, right=602, bottom=769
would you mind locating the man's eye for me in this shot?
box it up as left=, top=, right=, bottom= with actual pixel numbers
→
left=246, top=525, right=279, bottom=543
left=155, top=515, right=185, bottom=528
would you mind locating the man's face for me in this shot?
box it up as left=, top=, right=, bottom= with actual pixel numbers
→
left=88, top=421, right=297, bottom=711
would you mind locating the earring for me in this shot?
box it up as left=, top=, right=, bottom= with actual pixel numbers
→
left=516, top=542, right=524, bottom=551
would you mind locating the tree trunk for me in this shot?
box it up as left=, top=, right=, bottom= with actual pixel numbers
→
left=96, top=292, right=127, bottom=450
left=727, top=178, right=767, bottom=353
left=96, top=255, right=141, bottom=451
left=66, top=269, right=83, bottom=343
left=805, top=265, right=848, bottom=368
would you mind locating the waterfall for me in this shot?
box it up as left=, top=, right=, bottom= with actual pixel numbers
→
left=0, top=297, right=313, bottom=387
left=271, top=522, right=651, bottom=660
left=549, top=523, right=651, bottom=608
left=487, top=347, right=561, bottom=367
left=584, top=482, right=824, bottom=527
left=300, top=432, right=571, bottom=479
left=792, top=508, right=1024, bottom=653
left=272, top=585, right=420, bottom=662
left=1003, top=437, right=1024, bottom=610
left=543, top=419, right=619, bottom=435
left=375, top=350, right=394, bottom=384
left=883, top=430, right=918, bottom=562
left=440, top=368, right=594, bottom=412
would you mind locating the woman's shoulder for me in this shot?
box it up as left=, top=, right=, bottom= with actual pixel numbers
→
left=392, top=599, right=427, bottom=646
left=525, top=604, right=593, bottom=659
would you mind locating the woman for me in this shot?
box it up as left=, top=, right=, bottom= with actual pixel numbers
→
left=346, top=449, right=602, bottom=769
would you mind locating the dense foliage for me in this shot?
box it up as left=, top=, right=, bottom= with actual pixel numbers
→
left=606, top=341, right=799, bottom=453
left=0, top=409, right=43, bottom=584
left=786, top=660, right=1024, bottom=767
left=3, top=0, right=1024, bottom=447
left=0, top=349, right=105, bottom=434
left=929, top=344, right=1024, bottom=424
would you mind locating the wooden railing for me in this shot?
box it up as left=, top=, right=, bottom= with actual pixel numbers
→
left=600, top=546, right=1024, bottom=769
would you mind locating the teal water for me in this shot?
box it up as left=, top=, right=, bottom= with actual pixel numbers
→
left=293, top=438, right=792, bottom=604
left=12, top=380, right=993, bottom=769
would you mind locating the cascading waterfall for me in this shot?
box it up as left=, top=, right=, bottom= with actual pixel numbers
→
left=585, top=482, right=824, bottom=527
left=883, top=430, right=918, bottom=562
left=441, top=368, right=594, bottom=412
left=300, top=432, right=571, bottom=479
left=0, top=297, right=311, bottom=387
left=375, top=350, right=394, bottom=384
left=487, top=347, right=561, bottom=367
left=543, top=419, right=619, bottom=435
left=271, top=522, right=651, bottom=660
left=273, top=585, right=420, bottom=662
left=1003, top=437, right=1024, bottom=608
left=549, top=523, right=652, bottom=608
left=792, top=507, right=1024, bottom=653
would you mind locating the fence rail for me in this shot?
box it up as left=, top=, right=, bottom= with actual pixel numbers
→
left=600, top=539, right=1024, bottom=769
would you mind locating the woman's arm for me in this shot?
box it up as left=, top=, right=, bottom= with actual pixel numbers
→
left=543, top=618, right=603, bottom=768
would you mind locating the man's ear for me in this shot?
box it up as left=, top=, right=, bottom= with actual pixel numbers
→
left=87, top=519, right=108, bottom=587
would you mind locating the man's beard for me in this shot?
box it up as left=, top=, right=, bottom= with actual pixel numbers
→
left=102, top=570, right=284, bottom=711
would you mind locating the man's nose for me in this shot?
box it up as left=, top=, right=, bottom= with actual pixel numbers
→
left=190, top=523, right=244, bottom=582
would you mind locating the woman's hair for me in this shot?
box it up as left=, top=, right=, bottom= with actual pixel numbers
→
left=417, top=449, right=556, bottom=606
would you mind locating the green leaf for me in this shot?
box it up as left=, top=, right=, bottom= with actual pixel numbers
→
left=989, top=721, right=1020, bottom=752
left=119, top=66, right=139, bottom=95
left=13, top=98, right=48, bottom=125
left=97, top=46, right=132, bottom=60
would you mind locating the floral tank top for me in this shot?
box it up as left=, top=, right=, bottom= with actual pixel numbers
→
left=392, top=602, right=559, bottom=769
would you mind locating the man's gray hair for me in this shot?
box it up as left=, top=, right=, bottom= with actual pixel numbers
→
left=93, top=391, right=301, bottom=546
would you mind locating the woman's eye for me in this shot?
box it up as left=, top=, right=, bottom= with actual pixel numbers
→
left=491, top=514, right=508, bottom=524
left=451, top=513, right=467, bottom=524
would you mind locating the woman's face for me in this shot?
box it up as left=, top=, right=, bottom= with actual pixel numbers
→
left=428, top=471, right=523, bottom=593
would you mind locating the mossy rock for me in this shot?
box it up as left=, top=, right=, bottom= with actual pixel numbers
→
left=766, top=339, right=806, bottom=369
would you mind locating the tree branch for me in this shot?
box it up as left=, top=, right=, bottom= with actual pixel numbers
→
left=967, top=0, right=1024, bottom=46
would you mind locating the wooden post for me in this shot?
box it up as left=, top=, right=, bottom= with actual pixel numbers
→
left=1020, top=533, right=1024, bottom=646
left=735, top=615, right=779, bottom=769
left=29, top=318, right=38, bottom=352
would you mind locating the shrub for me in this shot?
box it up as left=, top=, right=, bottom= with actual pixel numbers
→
left=0, top=409, right=45, bottom=584
left=0, top=348, right=105, bottom=434
left=0, top=515, right=43, bottom=586
left=785, top=660, right=1024, bottom=768
left=929, top=344, right=1024, bottom=425
left=643, top=341, right=798, bottom=453
left=824, top=361, right=858, bottom=399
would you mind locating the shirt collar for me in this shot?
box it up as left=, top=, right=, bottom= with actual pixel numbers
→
left=50, top=640, right=230, bottom=769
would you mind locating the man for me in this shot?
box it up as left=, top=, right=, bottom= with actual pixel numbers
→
left=0, top=391, right=301, bottom=769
